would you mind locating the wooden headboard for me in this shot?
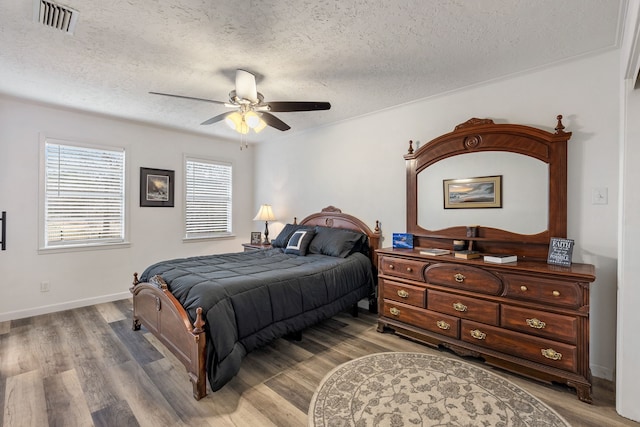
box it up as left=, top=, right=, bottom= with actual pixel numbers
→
left=299, top=205, right=381, bottom=268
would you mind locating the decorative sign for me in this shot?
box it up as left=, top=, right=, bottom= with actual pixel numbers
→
left=393, top=233, right=414, bottom=249
left=547, top=237, right=574, bottom=266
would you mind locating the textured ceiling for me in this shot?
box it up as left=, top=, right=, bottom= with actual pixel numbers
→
left=0, top=0, right=624, bottom=143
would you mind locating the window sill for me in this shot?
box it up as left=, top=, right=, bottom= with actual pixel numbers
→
left=38, top=241, right=131, bottom=255
left=183, top=234, right=235, bottom=243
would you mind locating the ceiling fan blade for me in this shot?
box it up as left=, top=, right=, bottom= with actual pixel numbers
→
left=200, top=112, right=229, bottom=125
left=261, top=112, right=291, bottom=131
left=267, top=101, right=331, bottom=112
left=235, top=69, right=258, bottom=103
left=149, top=91, right=227, bottom=105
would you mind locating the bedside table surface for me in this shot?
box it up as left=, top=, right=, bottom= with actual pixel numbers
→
left=242, top=243, right=272, bottom=251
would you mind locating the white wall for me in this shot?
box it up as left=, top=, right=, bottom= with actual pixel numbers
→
left=0, top=97, right=255, bottom=321
left=255, top=51, right=620, bottom=381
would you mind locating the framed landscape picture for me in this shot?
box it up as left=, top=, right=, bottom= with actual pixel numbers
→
left=140, top=167, right=174, bottom=207
left=444, top=175, right=502, bottom=209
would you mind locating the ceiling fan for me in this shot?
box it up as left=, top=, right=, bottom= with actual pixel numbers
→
left=150, top=69, right=331, bottom=134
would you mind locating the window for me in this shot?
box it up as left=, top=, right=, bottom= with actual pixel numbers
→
left=41, top=138, right=126, bottom=249
left=185, top=157, right=232, bottom=239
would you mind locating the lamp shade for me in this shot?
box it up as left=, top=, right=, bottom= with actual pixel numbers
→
left=253, top=204, right=276, bottom=221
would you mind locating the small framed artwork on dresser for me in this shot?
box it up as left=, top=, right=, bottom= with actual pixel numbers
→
left=250, top=232, right=262, bottom=245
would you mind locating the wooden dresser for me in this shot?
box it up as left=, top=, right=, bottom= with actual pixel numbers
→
left=377, top=248, right=596, bottom=402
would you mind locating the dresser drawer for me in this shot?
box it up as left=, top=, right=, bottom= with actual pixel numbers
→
left=424, top=263, right=502, bottom=295
left=427, top=290, right=499, bottom=326
left=461, top=320, right=577, bottom=372
left=503, top=274, right=582, bottom=308
left=382, top=279, right=426, bottom=307
left=380, top=256, right=426, bottom=282
left=501, top=305, right=577, bottom=344
left=382, top=300, right=459, bottom=339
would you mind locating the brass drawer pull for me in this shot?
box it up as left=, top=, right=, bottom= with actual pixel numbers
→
left=406, top=267, right=413, bottom=272
left=389, top=307, right=400, bottom=316
left=388, top=264, right=395, bottom=269
left=541, top=348, right=563, bottom=360
left=552, top=290, right=560, bottom=297
left=453, top=302, right=468, bottom=312
left=470, top=329, right=486, bottom=340
left=454, top=273, right=466, bottom=283
left=520, top=285, right=528, bottom=292
left=526, top=318, right=546, bottom=329
left=397, top=289, right=409, bottom=298
left=436, top=320, right=451, bottom=330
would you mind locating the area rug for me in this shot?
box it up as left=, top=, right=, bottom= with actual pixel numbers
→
left=308, top=352, right=570, bottom=427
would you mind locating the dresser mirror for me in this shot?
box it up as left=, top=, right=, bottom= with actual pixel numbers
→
left=417, top=151, right=549, bottom=234
left=406, top=116, right=571, bottom=259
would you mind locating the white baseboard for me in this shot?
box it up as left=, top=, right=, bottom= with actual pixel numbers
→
left=591, top=364, right=615, bottom=382
left=0, top=291, right=131, bottom=322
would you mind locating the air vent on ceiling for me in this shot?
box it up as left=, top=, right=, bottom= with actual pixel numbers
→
left=33, top=0, right=79, bottom=35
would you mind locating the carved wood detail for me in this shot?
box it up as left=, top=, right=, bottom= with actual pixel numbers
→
left=405, top=115, right=572, bottom=260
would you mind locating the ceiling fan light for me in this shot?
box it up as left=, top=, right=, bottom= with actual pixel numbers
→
left=245, top=111, right=261, bottom=128
left=253, top=118, right=267, bottom=133
left=225, top=112, right=242, bottom=130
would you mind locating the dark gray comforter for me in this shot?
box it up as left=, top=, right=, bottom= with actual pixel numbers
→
left=139, top=247, right=374, bottom=391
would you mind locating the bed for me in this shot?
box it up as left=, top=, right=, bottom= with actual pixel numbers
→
left=130, top=206, right=381, bottom=400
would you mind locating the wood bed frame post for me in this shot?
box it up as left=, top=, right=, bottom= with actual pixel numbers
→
left=190, top=307, right=207, bottom=400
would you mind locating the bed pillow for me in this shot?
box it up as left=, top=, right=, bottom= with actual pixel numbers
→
left=284, top=229, right=316, bottom=255
left=271, top=223, right=308, bottom=248
left=308, top=226, right=368, bottom=258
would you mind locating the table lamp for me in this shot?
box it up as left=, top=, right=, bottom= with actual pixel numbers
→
left=253, top=204, right=276, bottom=244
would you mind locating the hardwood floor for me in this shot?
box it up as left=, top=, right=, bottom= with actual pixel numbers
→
left=1, top=299, right=637, bottom=426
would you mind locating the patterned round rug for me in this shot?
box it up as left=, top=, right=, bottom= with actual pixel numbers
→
left=308, top=352, right=570, bottom=427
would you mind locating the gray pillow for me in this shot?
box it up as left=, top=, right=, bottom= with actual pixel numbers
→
left=308, top=226, right=367, bottom=258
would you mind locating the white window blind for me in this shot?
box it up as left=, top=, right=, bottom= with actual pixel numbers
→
left=44, top=140, right=125, bottom=248
left=185, top=158, right=232, bottom=238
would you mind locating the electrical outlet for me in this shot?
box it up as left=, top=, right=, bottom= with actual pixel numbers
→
left=40, top=281, right=50, bottom=292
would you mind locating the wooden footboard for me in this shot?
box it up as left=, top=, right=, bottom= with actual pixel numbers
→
left=130, top=273, right=207, bottom=400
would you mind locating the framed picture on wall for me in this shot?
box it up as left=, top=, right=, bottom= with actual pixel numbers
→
left=140, top=167, right=174, bottom=207
left=443, top=175, right=502, bottom=209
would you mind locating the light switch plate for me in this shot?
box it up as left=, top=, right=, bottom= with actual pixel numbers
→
left=592, top=187, right=608, bottom=205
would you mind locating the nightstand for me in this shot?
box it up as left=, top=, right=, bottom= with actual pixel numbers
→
left=242, top=243, right=272, bottom=252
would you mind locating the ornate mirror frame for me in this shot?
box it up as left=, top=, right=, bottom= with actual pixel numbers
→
left=405, top=115, right=571, bottom=260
